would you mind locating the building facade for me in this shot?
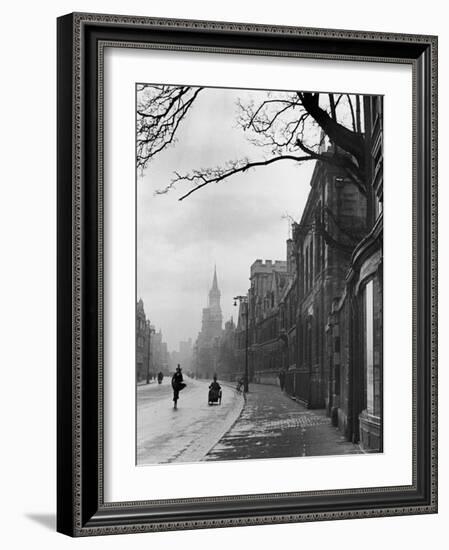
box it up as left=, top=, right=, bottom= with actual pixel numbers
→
left=209, top=99, right=383, bottom=452
left=136, top=298, right=170, bottom=382
left=151, top=329, right=170, bottom=376
left=291, top=149, right=368, bottom=409
left=326, top=96, right=383, bottom=451
left=136, top=298, right=149, bottom=382
left=249, top=259, right=288, bottom=385
left=215, top=318, right=237, bottom=380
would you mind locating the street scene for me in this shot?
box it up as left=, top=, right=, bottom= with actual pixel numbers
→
left=137, top=376, right=359, bottom=465
left=136, top=84, right=383, bottom=465
left=137, top=376, right=244, bottom=464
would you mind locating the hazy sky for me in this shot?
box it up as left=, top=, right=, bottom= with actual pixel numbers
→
left=137, top=86, right=315, bottom=351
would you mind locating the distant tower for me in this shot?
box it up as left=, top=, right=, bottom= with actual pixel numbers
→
left=201, top=266, right=223, bottom=338
left=194, top=266, right=224, bottom=379
left=209, top=266, right=222, bottom=316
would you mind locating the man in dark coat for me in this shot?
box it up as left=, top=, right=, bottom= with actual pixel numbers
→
left=171, top=364, right=186, bottom=409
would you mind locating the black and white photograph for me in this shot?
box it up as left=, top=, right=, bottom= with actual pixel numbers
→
left=135, top=84, right=383, bottom=466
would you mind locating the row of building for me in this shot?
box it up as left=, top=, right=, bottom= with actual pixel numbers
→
left=136, top=299, right=195, bottom=382
left=136, top=299, right=170, bottom=382
left=193, top=96, right=383, bottom=452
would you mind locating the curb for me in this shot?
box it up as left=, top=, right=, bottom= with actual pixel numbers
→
left=203, top=386, right=246, bottom=459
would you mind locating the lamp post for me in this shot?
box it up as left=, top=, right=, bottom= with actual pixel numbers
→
left=233, top=295, right=249, bottom=393
left=146, top=323, right=156, bottom=385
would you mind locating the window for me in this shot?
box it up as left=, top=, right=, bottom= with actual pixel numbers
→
left=315, top=204, right=322, bottom=274
left=309, top=238, right=314, bottom=287
left=364, top=280, right=374, bottom=415
left=334, top=336, right=340, bottom=353
left=305, top=246, right=309, bottom=293
left=315, top=233, right=321, bottom=275
left=314, top=314, right=319, bottom=359
left=374, top=195, right=383, bottom=219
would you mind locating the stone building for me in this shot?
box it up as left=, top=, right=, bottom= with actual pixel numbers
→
left=278, top=239, right=298, bottom=392
left=150, top=329, right=170, bottom=376
left=228, top=253, right=295, bottom=386
left=136, top=298, right=149, bottom=382
left=249, top=259, right=290, bottom=385
left=135, top=298, right=169, bottom=382
left=215, top=318, right=237, bottom=380
left=210, top=98, right=383, bottom=453
left=326, top=96, right=383, bottom=451
left=193, top=267, right=223, bottom=379
left=233, top=299, right=250, bottom=382
left=290, top=147, right=368, bottom=409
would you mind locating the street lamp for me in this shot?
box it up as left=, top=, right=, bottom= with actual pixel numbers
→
left=146, top=323, right=156, bottom=385
left=233, top=295, right=249, bottom=393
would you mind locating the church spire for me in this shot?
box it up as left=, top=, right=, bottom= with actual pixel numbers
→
left=211, top=264, right=218, bottom=291
left=208, top=265, right=221, bottom=309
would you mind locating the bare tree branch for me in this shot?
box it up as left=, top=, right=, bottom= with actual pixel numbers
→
left=298, top=92, right=365, bottom=166
left=136, top=86, right=370, bottom=227
left=163, top=155, right=316, bottom=201
left=355, top=95, right=362, bottom=134
left=346, top=94, right=357, bottom=133
left=137, top=86, right=203, bottom=169
left=329, top=94, right=337, bottom=121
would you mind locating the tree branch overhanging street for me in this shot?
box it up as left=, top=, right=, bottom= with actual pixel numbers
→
left=137, top=85, right=203, bottom=169
left=136, top=85, right=374, bottom=239
left=157, top=155, right=316, bottom=201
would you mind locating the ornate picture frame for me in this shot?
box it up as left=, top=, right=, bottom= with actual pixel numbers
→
left=57, top=12, right=437, bottom=536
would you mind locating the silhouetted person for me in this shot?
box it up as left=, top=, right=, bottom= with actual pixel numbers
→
left=209, top=374, right=221, bottom=392
left=171, top=364, right=186, bottom=409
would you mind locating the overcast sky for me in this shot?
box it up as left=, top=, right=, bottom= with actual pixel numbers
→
left=137, top=86, right=315, bottom=352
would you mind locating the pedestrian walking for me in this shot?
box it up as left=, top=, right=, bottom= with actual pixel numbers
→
left=171, top=364, right=186, bottom=409
left=278, top=368, right=286, bottom=392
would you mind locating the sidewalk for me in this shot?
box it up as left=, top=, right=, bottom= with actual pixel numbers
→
left=205, top=383, right=361, bottom=461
